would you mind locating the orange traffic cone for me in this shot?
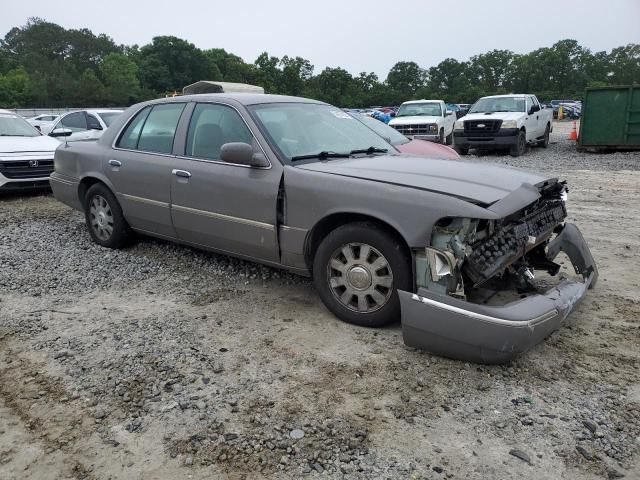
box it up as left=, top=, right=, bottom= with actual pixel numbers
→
left=568, top=121, right=577, bottom=141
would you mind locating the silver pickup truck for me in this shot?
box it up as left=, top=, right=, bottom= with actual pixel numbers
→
left=50, top=94, right=597, bottom=363
left=453, top=94, right=554, bottom=156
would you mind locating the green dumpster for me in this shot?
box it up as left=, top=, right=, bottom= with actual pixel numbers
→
left=578, top=85, right=640, bottom=152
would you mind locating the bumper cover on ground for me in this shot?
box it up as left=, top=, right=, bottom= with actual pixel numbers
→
left=400, top=223, right=597, bottom=364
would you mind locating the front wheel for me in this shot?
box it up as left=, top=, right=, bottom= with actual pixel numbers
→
left=84, top=183, right=133, bottom=249
left=438, top=128, right=445, bottom=144
left=313, top=222, right=412, bottom=327
left=509, top=130, right=526, bottom=157
left=454, top=146, right=469, bottom=155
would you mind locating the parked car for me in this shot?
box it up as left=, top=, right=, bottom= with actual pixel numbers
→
left=550, top=100, right=581, bottom=119
left=0, top=110, right=60, bottom=192
left=389, top=100, right=456, bottom=144
left=50, top=94, right=597, bottom=363
left=27, top=113, right=60, bottom=134
left=48, top=109, right=124, bottom=142
left=455, top=104, right=471, bottom=118
left=350, top=112, right=459, bottom=159
left=453, top=94, right=554, bottom=156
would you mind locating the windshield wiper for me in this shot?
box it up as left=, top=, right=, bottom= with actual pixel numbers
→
left=349, top=147, right=388, bottom=155
left=291, top=151, right=350, bottom=162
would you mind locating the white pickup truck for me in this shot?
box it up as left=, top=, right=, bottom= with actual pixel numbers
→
left=453, top=94, right=553, bottom=157
left=389, top=99, right=456, bottom=144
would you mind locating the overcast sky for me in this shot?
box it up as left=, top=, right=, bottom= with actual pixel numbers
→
left=2, top=0, right=639, bottom=78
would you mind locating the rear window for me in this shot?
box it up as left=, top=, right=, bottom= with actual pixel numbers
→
left=117, top=104, right=185, bottom=154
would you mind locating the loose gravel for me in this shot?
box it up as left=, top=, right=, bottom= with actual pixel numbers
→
left=0, top=122, right=638, bottom=480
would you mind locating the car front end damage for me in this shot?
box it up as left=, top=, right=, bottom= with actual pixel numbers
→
left=400, top=180, right=598, bottom=363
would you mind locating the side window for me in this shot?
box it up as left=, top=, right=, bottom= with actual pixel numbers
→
left=137, top=103, right=186, bottom=154
left=86, top=114, right=102, bottom=130
left=61, top=112, right=88, bottom=132
left=525, top=97, right=533, bottom=113
left=530, top=96, right=539, bottom=107
left=185, top=103, right=254, bottom=161
left=117, top=106, right=152, bottom=150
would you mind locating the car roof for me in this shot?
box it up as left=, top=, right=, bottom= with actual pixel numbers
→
left=145, top=93, right=327, bottom=107
left=0, top=109, right=16, bottom=115
left=482, top=94, right=529, bottom=99
left=401, top=99, right=442, bottom=105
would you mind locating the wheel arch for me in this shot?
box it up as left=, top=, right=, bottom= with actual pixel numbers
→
left=303, top=211, right=412, bottom=272
left=78, top=173, right=117, bottom=209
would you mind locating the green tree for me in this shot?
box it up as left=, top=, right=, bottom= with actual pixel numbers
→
left=138, top=36, right=213, bottom=92
left=74, top=69, right=106, bottom=106
left=0, top=67, right=33, bottom=107
left=386, top=61, right=426, bottom=97
left=608, top=44, right=640, bottom=85
left=100, top=53, right=139, bottom=105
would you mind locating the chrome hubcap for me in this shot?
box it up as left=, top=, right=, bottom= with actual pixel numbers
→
left=89, top=194, right=114, bottom=241
left=328, top=243, right=393, bottom=313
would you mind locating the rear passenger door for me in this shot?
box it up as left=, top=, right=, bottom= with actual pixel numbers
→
left=106, top=102, right=186, bottom=238
left=169, top=102, right=282, bottom=262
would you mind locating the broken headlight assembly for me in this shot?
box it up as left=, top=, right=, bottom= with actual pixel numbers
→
left=417, top=192, right=569, bottom=302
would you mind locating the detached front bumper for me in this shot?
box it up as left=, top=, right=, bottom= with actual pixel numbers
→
left=400, top=223, right=598, bottom=364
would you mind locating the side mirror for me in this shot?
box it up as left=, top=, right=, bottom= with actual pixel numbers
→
left=528, top=105, right=541, bottom=115
left=220, top=142, right=269, bottom=167
left=49, top=128, right=72, bottom=138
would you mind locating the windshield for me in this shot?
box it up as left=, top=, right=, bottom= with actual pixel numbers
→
left=396, top=103, right=442, bottom=118
left=352, top=113, right=408, bottom=145
left=97, top=112, right=122, bottom=127
left=0, top=113, right=41, bottom=137
left=250, top=103, right=392, bottom=164
left=469, top=97, right=525, bottom=113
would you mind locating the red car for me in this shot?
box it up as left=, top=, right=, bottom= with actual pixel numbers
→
left=353, top=113, right=459, bottom=159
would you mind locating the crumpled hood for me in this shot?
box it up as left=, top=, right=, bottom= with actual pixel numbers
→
left=0, top=135, right=60, bottom=155
left=295, top=155, right=550, bottom=205
left=462, top=111, right=524, bottom=122
left=390, top=115, right=442, bottom=126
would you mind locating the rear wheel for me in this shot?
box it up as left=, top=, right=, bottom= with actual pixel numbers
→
left=509, top=130, right=527, bottom=157
left=84, top=183, right=133, bottom=249
left=537, top=124, right=550, bottom=148
left=312, top=222, right=411, bottom=327
left=445, top=128, right=453, bottom=145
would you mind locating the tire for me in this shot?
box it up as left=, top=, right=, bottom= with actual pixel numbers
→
left=438, top=128, right=445, bottom=144
left=454, top=146, right=469, bottom=155
left=509, top=130, right=526, bottom=157
left=445, top=128, right=453, bottom=145
left=312, top=222, right=412, bottom=327
left=84, top=183, right=133, bottom=249
left=537, top=124, right=550, bottom=148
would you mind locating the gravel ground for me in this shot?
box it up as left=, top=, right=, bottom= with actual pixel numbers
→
left=0, top=121, right=639, bottom=480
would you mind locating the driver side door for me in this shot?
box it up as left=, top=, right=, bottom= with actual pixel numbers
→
left=169, top=102, right=282, bottom=263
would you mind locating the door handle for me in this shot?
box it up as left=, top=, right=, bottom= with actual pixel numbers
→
left=108, top=159, right=122, bottom=167
left=172, top=169, right=192, bottom=178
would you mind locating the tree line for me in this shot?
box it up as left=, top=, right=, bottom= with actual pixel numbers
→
left=0, top=18, right=638, bottom=109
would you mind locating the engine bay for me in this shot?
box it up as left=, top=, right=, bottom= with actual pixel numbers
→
left=416, top=181, right=572, bottom=302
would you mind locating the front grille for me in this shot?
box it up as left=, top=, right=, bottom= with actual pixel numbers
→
left=0, top=160, right=54, bottom=179
left=391, top=124, right=436, bottom=136
left=464, top=119, right=502, bottom=135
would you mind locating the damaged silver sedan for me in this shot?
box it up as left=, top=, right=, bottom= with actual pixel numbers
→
left=50, top=94, right=597, bottom=364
